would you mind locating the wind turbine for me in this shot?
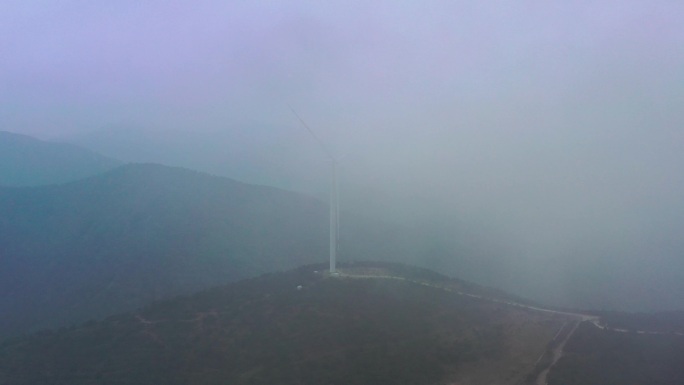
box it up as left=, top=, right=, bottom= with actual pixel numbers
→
left=289, top=107, right=340, bottom=274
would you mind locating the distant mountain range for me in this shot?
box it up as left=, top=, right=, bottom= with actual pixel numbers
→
left=0, top=163, right=439, bottom=339
left=0, top=163, right=329, bottom=339
left=0, top=131, right=121, bottom=186
left=0, top=263, right=570, bottom=385
left=3, top=128, right=683, bottom=342
left=2, top=132, right=683, bottom=384
left=60, top=125, right=323, bottom=192
left=59, top=127, right=684, bottom=313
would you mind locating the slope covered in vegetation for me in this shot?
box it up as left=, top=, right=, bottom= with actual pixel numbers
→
left=0, top=263, right=568, bottom=385
left=548, top=320, right=684, bottom=385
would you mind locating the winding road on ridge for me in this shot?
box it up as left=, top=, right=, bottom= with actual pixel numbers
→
left=334, top=269, right=597, bottom=385
left=334, top=269, right=679, bottom=385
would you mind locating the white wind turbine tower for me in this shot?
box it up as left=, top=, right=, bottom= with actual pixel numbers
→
left=289, top=107, right=340, bottom=274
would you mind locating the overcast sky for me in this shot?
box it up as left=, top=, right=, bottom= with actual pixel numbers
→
left=2, top=1, right=684, bottom=309
left=2, top=1, right=681, bottom=137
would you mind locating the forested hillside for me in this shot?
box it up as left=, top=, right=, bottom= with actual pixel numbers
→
left=0, top=263, right=567, bottom=385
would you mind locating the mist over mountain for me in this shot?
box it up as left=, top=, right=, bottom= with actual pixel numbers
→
left=0, top=163, right=458, bottom=340
left=2, top=2, right=683, bottom=383
left=61, top=124, right=324, bottom=193
left=1, top=0, right=683, bottom=322
left=0, top=131, right=120, bottom=186
left=59, top=126, right=684, bottom=313
left=0, top=163, right=329, bottom=339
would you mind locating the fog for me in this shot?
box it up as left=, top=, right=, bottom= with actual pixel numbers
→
left=2, top=1, right=684, bottom=310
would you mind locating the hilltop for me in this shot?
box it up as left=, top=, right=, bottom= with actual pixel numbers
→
left=0, top=262, right=571, bottom=385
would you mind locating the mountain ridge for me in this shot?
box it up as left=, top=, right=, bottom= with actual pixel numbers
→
left=0, top=262, right=570, bottom=385
left=0, top=163, right=329, bottom=339
left=0, top=163, right=444, bottom=340
left=0, top=131, right=121, bottom=186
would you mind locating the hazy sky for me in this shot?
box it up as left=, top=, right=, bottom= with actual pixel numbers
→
left=2, top=1, right=684, bottom=309
left=2, top=1, right=681, bottom=136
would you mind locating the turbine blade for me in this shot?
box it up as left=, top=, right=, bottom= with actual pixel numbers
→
left=288, top=105, right=334, bottom=160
